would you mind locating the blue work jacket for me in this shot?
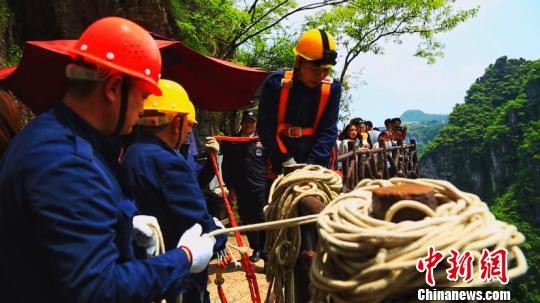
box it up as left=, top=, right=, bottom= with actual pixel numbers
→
left=0, top=102, right=191, bottom=303
left=257, top=71, right=341, bottom=173
left=120, top=133, right=227, bottom=294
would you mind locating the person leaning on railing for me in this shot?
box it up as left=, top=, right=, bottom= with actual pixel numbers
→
left=337, top=122, right=361, bottom=155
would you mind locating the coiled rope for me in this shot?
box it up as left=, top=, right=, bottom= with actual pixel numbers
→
left=264, top=165, right=342, bottom=303
left=310, top=178, right=528, bottom=303
left=207, top=174, right=528, bottom=302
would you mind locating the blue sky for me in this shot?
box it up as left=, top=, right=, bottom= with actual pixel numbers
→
left=343, top=0, right=540, bottom=126
left=285, top=0, right=540, bottom=126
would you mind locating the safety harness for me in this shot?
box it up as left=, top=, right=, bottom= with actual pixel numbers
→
left=275, top=70, right=332, bottom=154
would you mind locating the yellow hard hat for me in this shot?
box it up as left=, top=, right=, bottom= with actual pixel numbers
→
left=293, top=29, right=337, bottom=68
left=186, top=100, right=197, bottom=124
left=138, top=79, right=194, bottom=127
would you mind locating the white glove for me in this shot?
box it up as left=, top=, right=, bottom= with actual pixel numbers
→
left=213, top=217, right=225, bottom=229
left=132, top=215, right=158, bottom=256
left=281, top=157, right=297, bottom=167
left=178, top=223, right=216, bottom=273
left=205, top=137, right=220, bottom=153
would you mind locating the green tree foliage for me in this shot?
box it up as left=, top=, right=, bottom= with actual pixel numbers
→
left=466, top=57, right=532, bottom=107
left=423, top=57, right=540, bottom=301
left=304, top=0, right=477, bottom=84
left=491, top=189, right=540, bottom=303
left=167, top=0, right=245, bottom=55
left=167, top=0, right=350, bottom=59
left=234, top=28, right=297, bottom=71
left=0, top=0, right=20, bottom=67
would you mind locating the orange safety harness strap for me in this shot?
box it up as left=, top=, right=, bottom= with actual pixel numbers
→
left=275, top=70, right=332, bottom=154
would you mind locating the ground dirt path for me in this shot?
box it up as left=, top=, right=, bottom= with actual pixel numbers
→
left=207, top=235, right=270, bottom=303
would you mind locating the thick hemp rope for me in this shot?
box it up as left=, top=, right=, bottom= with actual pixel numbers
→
left=144, top=221, right=168, bottom=303
left=263, top=165, right=342, bottom=303
left=309, top=178, right=528, bottom=303
left=148, top=222, right=166, bottom=257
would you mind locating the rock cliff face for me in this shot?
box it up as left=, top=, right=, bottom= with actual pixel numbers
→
left=6, top=0, right=171, bottom=40
left=1, top=0, right=172, bottom=66
left=420, top=57, right=540, bottom=203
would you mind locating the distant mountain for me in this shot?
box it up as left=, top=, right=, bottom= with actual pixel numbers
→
left=399, top=110, right=448, bottom=156
left=404, top=121, right=446, bottom=157
left=400, top=109, right=448, bottom=123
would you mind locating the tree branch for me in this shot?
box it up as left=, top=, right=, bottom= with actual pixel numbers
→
left=249, top=0, right=260, bottom=21
left=220, top=0, right=352, bottom=58
left=339, top=11, right=423, bottom=82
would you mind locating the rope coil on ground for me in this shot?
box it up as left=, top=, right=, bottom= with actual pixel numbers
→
left=310, top=178, right=528, bottom=303
left=263, top=165, right=342, bottom=303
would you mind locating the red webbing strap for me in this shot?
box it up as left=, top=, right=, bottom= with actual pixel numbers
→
left=313, top=76, right=332, bottom=131
left=214, top=135, right=259, bottom=143
left=276, top=70, right=293, bottom=154
left=215, top=134, right=276, bottom=181
left=209, top=151, right=261, bottom=303
left=277, top=127, right=315, bottom=137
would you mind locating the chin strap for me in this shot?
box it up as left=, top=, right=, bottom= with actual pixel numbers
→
left=112, top=76, right=131, bottom=135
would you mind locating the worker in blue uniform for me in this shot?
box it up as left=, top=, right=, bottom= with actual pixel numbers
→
left=0, top=17, right=215, bottom=303
left=120, top=79, right=227, bottom=303
left=258, top=29, right=342, bottom=175
left=221, top=110, right=268, bottom=263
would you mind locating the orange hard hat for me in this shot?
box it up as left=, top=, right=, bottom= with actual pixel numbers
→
left=293, top=29, right=337, bottom=68
left=69, top=17, right=162, bottom=96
